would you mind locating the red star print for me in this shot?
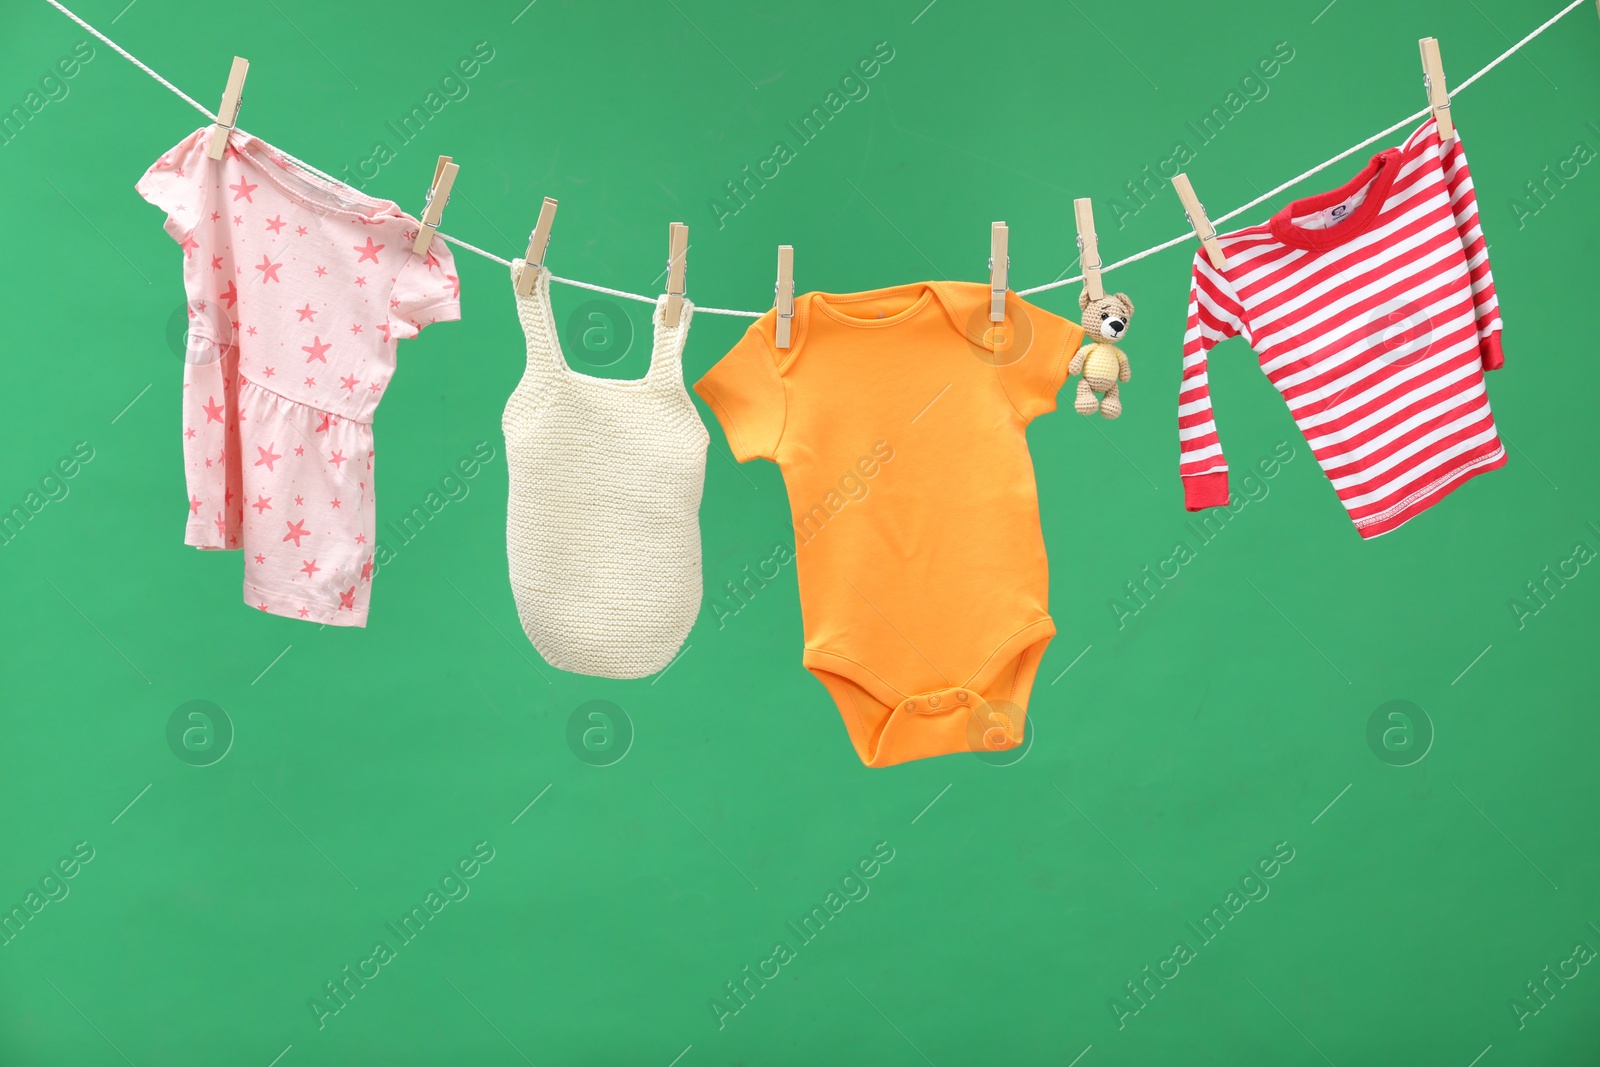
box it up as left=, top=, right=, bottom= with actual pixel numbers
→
left=247, top=325, right=258, bottom=336
left=255, top=554, right=266, bottom=563
left=255, top=443, right=282, bottom=471
left=314, top=414, right=331, bottom=433
left=283, top=520, right=310, bottom=547
left=355, top=533, right=366, bottom=544
left=315, top=266, right=327, bottom=277
left=301, top=559, right=321, bottom=578
left=339, top=374, right=360, bottom=392
left=304, top=377, right=316, bottom=387
left=251, top=495, right=272, bottom=513
left=189, top=494, right=202, bottom=515
left=257, top=602, right=269, bottom=611
left=302, top=336, right=332, bottom=363
left=368, top=380, right=383, bottom=393
left=354, top=276, right=367, bottom=288
left=360, top=558, right=374, bottom=581
left=259, top=368, right=274, bottom=381
left=214, top=512, right=226, bottom=537
left=354, top=237, right=384, bottom=263
left=202, top=396, right=225, bottom=423
left=446, top=274, right=460, bottom=299
left=255, top=255, right=283, bottom=284
left=389, top=296, right=401, bottom=311
left=294, top=495, right=304, bottom=506
left=296, top=225, right=308, bottom=236
left=184, top=427, right=197, bottom=439
left=179, top=234, right=199, bottom=258
left=224, top=487, right=234, bottom=506
left=265, top=215, right=286, bottom=234
left=329, top=450, right=347, bottom=469
left=210, top=255, right=224, bottom=271
left=296, top=304, right=318, bottom=322
left=349, top=324, right=363, bottom=335
left=205, top=457, right=213, bottom=468
left=229, top=178, right=257, bottom=202
left=209, top=211, right=221, bottom=222
left=228, top=534, right=238, bottom=548
left=376, top=323, right=391, bottom=342
left=220, top=281, right=238, bottom=308
left=424, top=250, right=441, bottom=271
left=232, top=215, right=244, bottom=226
left=294, top=445, right=304, bottom=456
left=330, top=498, right=341, bottom=509
left=298, top=607, right=310, bottom=618
left=338, top=587, right=357, bottom=611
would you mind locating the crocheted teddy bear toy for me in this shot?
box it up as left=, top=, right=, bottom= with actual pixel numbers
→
left=1070, top=290, right=1134, bottom=419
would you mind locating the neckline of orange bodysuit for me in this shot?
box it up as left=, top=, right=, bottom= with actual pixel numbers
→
left=809, top=284, right=936, bottom=329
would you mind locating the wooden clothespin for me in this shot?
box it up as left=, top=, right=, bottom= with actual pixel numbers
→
left=774, top=245, right=795, bottom=349
left=1073, top=198, right=1104, bottom=301
left=1419, top=37, right=1455, bottom=141
left=206, top=57, right=249, bottom=160
left=412, top=155, right=460, bottom=255
left=664, top=222, right=688, bottom=327
left=514, top=197, right=559, bottom=296
left=1173, top=174, right=1226, bottom=270
left=989, top=222, right=1009, bottom=323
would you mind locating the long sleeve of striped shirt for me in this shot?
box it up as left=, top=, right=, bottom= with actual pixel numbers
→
left=1442, top=128, right=1505, bottom=371
left=1176, top=119, right=1507, bottom=538
left=1178, top=255, right=1248, bottom=510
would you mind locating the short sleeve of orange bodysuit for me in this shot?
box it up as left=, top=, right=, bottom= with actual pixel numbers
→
left=693, top=322, right=787, bottom=462
left=992, top=293, right=1084, bottom=423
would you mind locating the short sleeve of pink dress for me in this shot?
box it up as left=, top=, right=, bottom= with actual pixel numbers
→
left=137, top=126, right=461, bottom=626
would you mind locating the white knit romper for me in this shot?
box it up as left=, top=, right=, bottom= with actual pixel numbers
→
left=503, top=261, right=709, bottom=678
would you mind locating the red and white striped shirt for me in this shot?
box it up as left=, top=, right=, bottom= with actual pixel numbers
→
left=1179, top=119, right=1506, bottom=538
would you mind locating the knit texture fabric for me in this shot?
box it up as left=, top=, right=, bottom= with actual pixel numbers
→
left=503, top=262, right=708, bottom=678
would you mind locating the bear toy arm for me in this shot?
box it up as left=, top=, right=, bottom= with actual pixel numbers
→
left=1118, top=347, right=1130, bottom=382
left=1069, top=344, right=1093, bottom=376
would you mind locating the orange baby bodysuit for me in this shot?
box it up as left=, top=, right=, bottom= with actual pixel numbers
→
left=695, top=282, right=1083, bottom=767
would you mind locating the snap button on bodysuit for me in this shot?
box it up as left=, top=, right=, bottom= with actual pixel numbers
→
left=928, top=695, right=941, bottom=709
left=956, top=690, right=969, bottom=703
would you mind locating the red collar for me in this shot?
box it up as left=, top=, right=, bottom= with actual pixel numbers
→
left=1270, top=147, right=1403, bottom=251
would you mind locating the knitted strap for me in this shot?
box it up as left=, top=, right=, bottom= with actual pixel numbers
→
left=645, top=296, right=695, bottom=389
left=510, top=259, right=566, bottom=379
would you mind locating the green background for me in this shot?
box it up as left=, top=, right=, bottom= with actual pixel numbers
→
left=3, top=0, right=1598, bottom=1063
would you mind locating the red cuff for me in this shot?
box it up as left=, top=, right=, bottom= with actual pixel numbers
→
left=1480, top=332, right=1504, bottom=371
left=1184, top=472, right=1230, bottom=511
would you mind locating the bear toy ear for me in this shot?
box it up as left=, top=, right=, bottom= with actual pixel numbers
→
left=1079, top=287, right=1093, bottom=311
left=1114, top=292, right=1135, bottom=317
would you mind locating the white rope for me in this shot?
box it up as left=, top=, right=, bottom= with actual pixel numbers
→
left=43, top=0, right=1590, bottom=314
left=1016, top=105, right=1429, bottom=296
left=41, top=0, right=218, bottom=121
left=434, top=236, right=760, bottom=316
left=1457, top=0, right=1589, bottom=93
left=1021, top=0, right=1591, bottom=296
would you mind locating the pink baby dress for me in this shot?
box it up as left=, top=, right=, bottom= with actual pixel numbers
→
left=137, top=126, right=460, bottom=625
